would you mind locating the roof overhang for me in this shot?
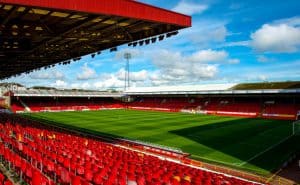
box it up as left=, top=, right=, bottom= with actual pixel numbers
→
left=12, top=94, right=123, bottom=98
left=6, top=88, right=300, bottom=98
left=7, top=89, right=123, bottom=97
left=125, top=89, right=300, bottom=96
left=0, top=0, right=191, bottom=79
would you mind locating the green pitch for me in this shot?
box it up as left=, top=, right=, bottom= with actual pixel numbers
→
left=24, top=110, right=299, bottom=176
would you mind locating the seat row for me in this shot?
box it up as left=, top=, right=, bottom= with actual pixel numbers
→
left=0, top=114, right=263, bottom=185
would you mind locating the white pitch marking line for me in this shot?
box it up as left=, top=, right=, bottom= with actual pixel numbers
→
left=239, top=135, right=293, bottom=166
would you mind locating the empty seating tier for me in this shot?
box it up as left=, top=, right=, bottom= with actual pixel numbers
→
left=0, top=114, right=262, bottom=185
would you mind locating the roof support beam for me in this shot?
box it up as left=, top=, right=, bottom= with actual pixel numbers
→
left=1, top=6, right=17, bottom=25
left=25, top=15, right=101, bottom=55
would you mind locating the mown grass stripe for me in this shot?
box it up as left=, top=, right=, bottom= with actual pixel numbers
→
left=23, top=109, right=296, bottom=176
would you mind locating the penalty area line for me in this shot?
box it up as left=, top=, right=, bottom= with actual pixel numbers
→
left=238, top=134, right=294, bottom=166
left=188, top=134, right=244, bottom=167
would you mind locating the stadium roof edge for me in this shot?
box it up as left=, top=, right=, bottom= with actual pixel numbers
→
left=0, top=0, right=191, bottom=27
left=126, top=84, right=237, bottom=92
left=124, top=89, right=300, bottom=95
left=0, top=0, right=191, bottom=79
left=4, top=88, right=300, bottom=97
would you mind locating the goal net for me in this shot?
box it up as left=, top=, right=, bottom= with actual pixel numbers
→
left=292, top=120, right=300, bottom=136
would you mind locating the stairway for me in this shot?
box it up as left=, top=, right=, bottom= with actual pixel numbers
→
left=19, top=99, right=31, bottom=112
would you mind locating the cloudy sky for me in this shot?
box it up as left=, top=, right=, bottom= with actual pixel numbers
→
left=2, top=0, right=300, bottom=90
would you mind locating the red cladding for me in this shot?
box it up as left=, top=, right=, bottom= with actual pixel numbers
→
left=0, top=0, right=191, bottom=27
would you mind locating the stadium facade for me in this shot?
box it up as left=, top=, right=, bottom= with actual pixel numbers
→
left=2, top=82, right=300, bottom=121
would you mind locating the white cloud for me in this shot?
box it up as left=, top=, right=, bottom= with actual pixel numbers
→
left=115, top=68, right=148, bottom=82
left=130, top=70, right=148, bottom=82
left=191, top=25, right=227, bottom=44
left=70, top=83, right=81, bottom=89
left=188, top=49, right=228, bottom=63
left=29, top=70, right=64, bottom=80
left=251, top=21, right=300, bottom=53
left=116, top=69, right=148, bottom=81
left=272, top=16, right=300, bottom=27
left=148, top=49, right=238, bottom=86
left=209, top=26, right=228, bottom=42
left=88, top=60, right=103, bottom=67
left=92, top=68, right=149, bottom=90
left=116, top=69, right=126, bottom=81
left=94, top=75, right=124, bottom=89
left=77, top=63, right=97, bottom=80
left=258, top=75, right=267, bottom=81
left=228, top=59, right=240, bottom=64
left=52, top=80, right=67, bottom=88
left=149, top=72, right=170, bottom=86
left=69, top=82, right=90, bottom=89
left=245, top=74, right=267, bottom=82
left=224, top=17, right=300, bottom=52
left=257, top=55, right=275, bottom=63
left=81, top=82, right=90, bottom=89
left=222, top=41, right=250, bottom=47
left=182, top=21, right=228, bottom=45
left=172, top=1, right=208, bottom=15
left=246, top=74, right=268, bottom=82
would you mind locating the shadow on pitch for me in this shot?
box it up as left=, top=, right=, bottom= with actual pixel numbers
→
left=169, top=117, right=298, bottom=176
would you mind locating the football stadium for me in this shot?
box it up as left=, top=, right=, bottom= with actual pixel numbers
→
left=0, top=0, right=300, bottom=185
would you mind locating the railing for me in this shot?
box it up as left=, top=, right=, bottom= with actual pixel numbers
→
left=120, top=138, right=183, bottom=154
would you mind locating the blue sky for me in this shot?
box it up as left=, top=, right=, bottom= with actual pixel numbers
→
left=2, top=0, right=300, bottom=90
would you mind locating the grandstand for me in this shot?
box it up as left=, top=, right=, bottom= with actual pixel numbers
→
left=1, top=82, right=299, bottom=184
left=0, top=0, right=190, bottom=79
left=6, top=82, right=300, bottom=120
left=1, top=113, right=265, bottom=185
left=0, top=0, right=300, bottom=184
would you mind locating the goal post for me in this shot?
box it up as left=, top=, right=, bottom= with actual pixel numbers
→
left=292, top=120, right=300, bottom=136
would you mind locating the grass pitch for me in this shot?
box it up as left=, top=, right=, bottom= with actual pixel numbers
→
left=24, top=110, right=299, bottom=175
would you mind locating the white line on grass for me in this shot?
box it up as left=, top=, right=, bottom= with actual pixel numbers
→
left=192, top=155, right=243, bottom=167
left=238, top=134, right=293, bottom=166
left=189, top=133, right=294, bottom=167
left=188, top=134, right=244, bottom=166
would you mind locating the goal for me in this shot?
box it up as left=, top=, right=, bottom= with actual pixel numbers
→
left=292, top=120, right=300, bottom=135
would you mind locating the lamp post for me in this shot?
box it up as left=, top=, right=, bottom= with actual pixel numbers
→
left=124, top=52, right=131, bottom=91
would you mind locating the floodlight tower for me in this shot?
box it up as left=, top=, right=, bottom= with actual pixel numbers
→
left=124, top=52, right=132, bottom=91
